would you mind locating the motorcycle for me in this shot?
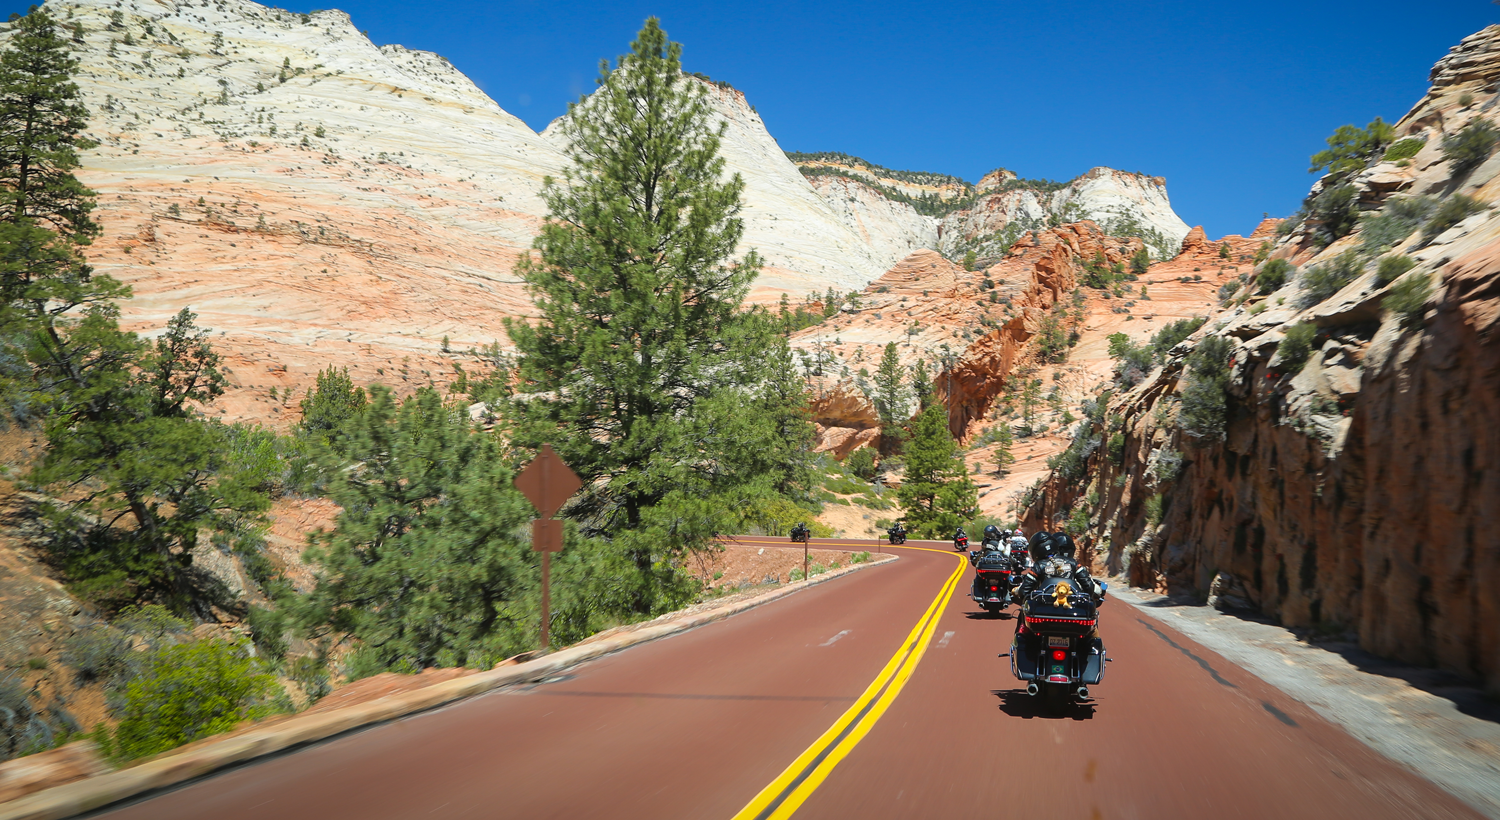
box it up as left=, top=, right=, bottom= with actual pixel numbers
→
left=953, top=534, right=969, bottom=552
left=790, top=527, right=809, bottom=544
left=887, top=527, right=906, bottom=545
left=969, top=542, right=1015, bottom=615
left=1005, top=564, right=1108, bottom=710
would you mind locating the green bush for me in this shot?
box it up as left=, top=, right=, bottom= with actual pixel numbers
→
left=1144, top=494, right=1164, bottom=527
left=1299, top=251, right=1362, bottom=307
left=1064, top=506, right=1090, bottom=535
left=1441, top=120, right=1499, bottom=175
left=1423, top=194, right=1485, bottom=239
left=1359, top=196, right=1437, bottom=253
left=845, top=446, right=877, bottom=481
left=1383, top=137, right=1425, bottom=162
left=1257, top=258, right=1293, bottom=294
left=290, top=656, right=330, bottom=703
left=1375, top=254, right=1416, bottom=285
left=1107, top=432, right=1125, bottom=465
left=1276, top=323, right=1318, bottom=374
left=108, top=640, right=280, bottom=761
left=1149, top=317, right=1207, bottom=360
left=247, top=606, right=288, bottom=661
left=1178, top=336, right=1234, bottom=443
left=1307, top=184, right=1361, bottom=245
left=1384, top=271, right=1433, bottom=326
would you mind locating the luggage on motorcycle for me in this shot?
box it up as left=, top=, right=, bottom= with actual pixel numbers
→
left=1010, top=632, right=1040, bottom=680
left=1021, top=579, right=1098, bottom=638
left=1083, top=638, right=1105, bottom=685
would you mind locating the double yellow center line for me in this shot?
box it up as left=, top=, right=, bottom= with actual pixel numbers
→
left=730, top=548, right=966, bottom=820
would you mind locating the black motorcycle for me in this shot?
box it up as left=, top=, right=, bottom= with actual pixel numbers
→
left=953, top=533, right=969, bottom=552
left=969, top=542, right=1015, bottom=615
left=887, top=527, right=906, bottom=545
left=1006, top=566, right=1108, bottom=710
left=790, top=525, right=809, bottom=543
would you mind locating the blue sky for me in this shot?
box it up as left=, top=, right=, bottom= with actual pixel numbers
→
left=30, top=0, right=1500, bottom=236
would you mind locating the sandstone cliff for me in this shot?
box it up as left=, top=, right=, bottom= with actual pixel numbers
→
left=1022, top=27, right=1500, bottom=693
left=938, top=167, right=1191, bottom=262
left=25, top=0, right=936, bottom=425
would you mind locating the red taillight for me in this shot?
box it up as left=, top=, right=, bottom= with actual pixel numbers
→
left=989, top=584, right=998, bottom=591
left=1051, top=649, right=1067, bottom=661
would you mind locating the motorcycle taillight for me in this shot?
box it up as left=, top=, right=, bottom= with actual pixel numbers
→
left=1051, top=649, right=1067, bottom=661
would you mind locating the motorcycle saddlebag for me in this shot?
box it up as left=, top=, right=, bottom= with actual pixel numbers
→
left=1083, top=638, right=1105, bottom=685
left=1011, top=633, right=1039, bottom=680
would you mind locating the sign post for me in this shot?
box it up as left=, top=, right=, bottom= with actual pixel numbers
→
left=513, top=444, right=581, bottom=652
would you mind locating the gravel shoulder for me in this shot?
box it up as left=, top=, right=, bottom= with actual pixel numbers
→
left=1113, top=583, right=1500, bottom=819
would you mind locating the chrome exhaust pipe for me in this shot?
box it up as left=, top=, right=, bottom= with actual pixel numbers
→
left=1076, top=685, right=1090, bottom=701
left=1026, top=682, right=1039, bottom=696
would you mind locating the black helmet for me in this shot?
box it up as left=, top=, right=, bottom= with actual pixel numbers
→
left=1028, top=531, right=1056, bottom=564
left=1052, top=532, right=1077, bottom=560
left=984, top=524, right=1001, bottom=539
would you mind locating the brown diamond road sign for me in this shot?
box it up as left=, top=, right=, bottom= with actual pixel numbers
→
left=514, top=444, right=582, bottom=520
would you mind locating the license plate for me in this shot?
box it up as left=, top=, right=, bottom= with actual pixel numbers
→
left=1048, top=637, right=1069, bottom=647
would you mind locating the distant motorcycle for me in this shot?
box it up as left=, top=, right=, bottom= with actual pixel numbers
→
left=953, top=534, right=969, bottom=552
left=790, top=524, right=810, bottom=543
left=887, top=526, right=906, bottom=545
left=969, top=543, right=1016, bottom=615
left=1007, top=561, right=1108, bottom=710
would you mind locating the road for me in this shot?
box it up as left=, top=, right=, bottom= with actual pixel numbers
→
left=91, top=538, right=1480, bottom=820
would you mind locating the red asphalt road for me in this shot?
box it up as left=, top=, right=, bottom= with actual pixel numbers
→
left=91, top=538, right=1480, bottom=820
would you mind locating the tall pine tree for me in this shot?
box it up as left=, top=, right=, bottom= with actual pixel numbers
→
left=504, top=19, right=808, bottom=569
left=0, top=10, right=266, bottom=611
left=897, top=402, right=977, bottom=538
left=870, top=341, right=908, bottom=454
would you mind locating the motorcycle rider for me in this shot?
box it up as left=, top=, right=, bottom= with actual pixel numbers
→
left=982, top=524, right=1003, bottom=548
left=953, top=525, right=969, bottom=550
left=790, top=522, right=809, bottom=542
left=1013, top=531, right=1104, bottom=605
left=888, top=520, right=907, bottom=540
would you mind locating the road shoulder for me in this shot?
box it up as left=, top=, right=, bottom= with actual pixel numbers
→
left=1113, top=583, right=1500, bottom=819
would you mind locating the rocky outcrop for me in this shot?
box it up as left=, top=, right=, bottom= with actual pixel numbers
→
left=791, top=223, right=1144, bottom=447
left=1023, top=27, right=1500, bottom=693
left=938, top=168, right=1191, bottom=262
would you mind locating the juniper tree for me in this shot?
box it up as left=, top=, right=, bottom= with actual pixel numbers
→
left=504, top=19, right=806, bottom=568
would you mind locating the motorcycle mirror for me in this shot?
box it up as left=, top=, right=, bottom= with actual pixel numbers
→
left=997, top=653, right=1010, bottom=658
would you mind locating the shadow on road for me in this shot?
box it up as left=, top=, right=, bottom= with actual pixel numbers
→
left=992, top=689, right=1096, bottom=720
left=963, top=609, right=1012, bottom=620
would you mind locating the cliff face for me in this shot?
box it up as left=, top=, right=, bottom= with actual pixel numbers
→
left=938, top=167, right=1191, bottom=262
left=804, top=176, right=940, bottom=272
left=1024, top=27, right=1500, bottom=692
left=26, top=0, right=940, bottom=424
left=790, top=223, right=1143, bottom=448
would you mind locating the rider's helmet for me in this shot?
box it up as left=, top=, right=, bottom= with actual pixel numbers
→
left=984, top=524, right=1001, bottom=540
left=1028, top=531, right=1057, bottom=564
left=1052, top=532, right=1077, bottom=561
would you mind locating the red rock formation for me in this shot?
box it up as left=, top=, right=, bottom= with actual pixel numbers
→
left=1022, top=27, right=1500, bottom=692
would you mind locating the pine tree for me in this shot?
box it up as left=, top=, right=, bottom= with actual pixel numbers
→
left=871, top=341, right=907, bottom=453
left=504, top=19, right=799, bottom=564
left=0, top=8, right=98, bottom=240
left=897, top=402, right=977, bottom=538
left=990, top=422, right=1015, bottom=474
